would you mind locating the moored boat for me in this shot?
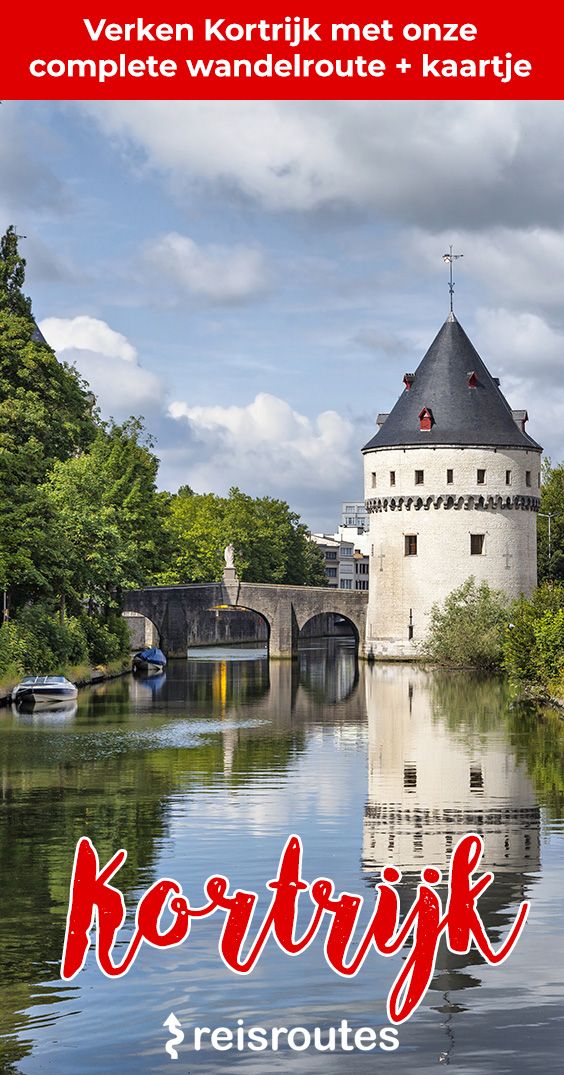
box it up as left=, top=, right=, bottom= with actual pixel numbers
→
left=132, top=646, right=167, bottom=674
left=11, top=675, right=78, bottom=709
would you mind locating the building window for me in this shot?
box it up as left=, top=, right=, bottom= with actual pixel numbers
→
left=340, top=579, right=353, bottom=590
left=506, top=470, right=512, bottom=485
left=446, top=468, right=454, bottom=484
left=326, top=550, right=337, bottom=560
left=477, top=469, right=486, bottom=484
left=341, top=546, right=352, bottom=556
left=525, top=470, right=531, bottom=487
left=390, top=470, right=396, bottom=486
left=405, top=535, right=418, bottom=556
left=470, top=534, right=485, bottom=555
left=326, top=567, right=337, bottom=578
left=414, top=470, right=424, bottom=485
left=538, top=472, right=541, bottom=488
left=403, top=764, right=417, bottom=790
left=371, top=471, right=377, bottom=488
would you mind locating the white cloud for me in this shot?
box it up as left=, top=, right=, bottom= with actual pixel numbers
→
left=83, top=101, right=564, bottom=226
left=39, top=315, right=163, bottom=418
left=144, top=232, right=267, bottom=302
left=40, top=315, right=137, bottom=361
left=473, top=306, right=564, bottom=460
left=409, top=226, right=564, bottom=310
left=167, top=392, right=356, bottom=498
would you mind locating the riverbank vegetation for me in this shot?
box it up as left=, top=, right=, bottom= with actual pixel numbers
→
left=423, top=577, right=564, bottom=699
left=0, top=227, right=325, bottom=682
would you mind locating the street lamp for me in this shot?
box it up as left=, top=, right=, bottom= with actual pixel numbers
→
left=538, top=511, right=563, bottom=566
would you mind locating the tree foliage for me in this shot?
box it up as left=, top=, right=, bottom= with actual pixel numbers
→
left=503, top=582, right=564, bottom=692
left=159, top=486, right=327, bottom=587
left=538, top=458, right=564, bottom=581
left=45, top=419, right=171, bottom=605
left=421, top=577, right=509, bottom=670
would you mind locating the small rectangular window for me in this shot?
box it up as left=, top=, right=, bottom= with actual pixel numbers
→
left=506, top=470, right=512, bottom=485
left=371, top=471, right=376, bottom=488
left=525, top=470, right=531, bottom=487
left=405, top=535, right=418, bottom=556
left=403, top=763, right=417, bottom=790
left=326, top=567, right=337, bottom=578
left=446, top=468, right=454, bottom=484
left=470, top=534, right=485, bottom=555
left=415, top=470, right=424, bottom=485
left=538, top=473, right=541, bottom=488
left=477, top=469, right=486, bottom=484
left=390, top=471, right=396, bottom=486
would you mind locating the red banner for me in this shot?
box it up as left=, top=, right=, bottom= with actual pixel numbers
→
left=1, top=2, right=562, bottom=99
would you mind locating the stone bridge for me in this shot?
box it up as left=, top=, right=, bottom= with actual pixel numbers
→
left=122, top=580, right=368, bottom=659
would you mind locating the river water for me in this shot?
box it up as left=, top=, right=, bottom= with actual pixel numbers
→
left=0, top=640, right=563, bottom=1073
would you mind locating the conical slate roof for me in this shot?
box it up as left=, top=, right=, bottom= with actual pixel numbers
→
left=363, top=314, right=542, bottom=452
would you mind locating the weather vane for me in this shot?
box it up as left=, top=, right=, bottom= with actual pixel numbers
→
left=442, top=244, right=463, bottom=313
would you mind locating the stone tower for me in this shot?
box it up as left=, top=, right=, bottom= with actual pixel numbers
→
left=362, top=313, right=542, bottom=658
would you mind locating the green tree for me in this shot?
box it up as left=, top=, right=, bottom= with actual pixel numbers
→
left=0, top=225, right=97, bottom=614
left=0, top=225, right=32, bottom=317
left=159, top=486, right=327, bottom=586
left=503, top=581, right=564, bottom=691
left=421, top=576, right=509, bottom=670
left=45, top=419, right=171, bottom=608
left=538, top=458, right=564, bottom=581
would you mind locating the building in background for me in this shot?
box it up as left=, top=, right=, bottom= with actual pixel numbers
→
left=341, top=500, right=369, bottom=531
left=309, top=533, right=355, bottom=589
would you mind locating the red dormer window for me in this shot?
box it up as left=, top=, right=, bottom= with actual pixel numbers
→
left=403, top=373, right=415, bottom=391
left=467, top=370, right=478, bottom=388
left=419, top=406, right=434, bottom=431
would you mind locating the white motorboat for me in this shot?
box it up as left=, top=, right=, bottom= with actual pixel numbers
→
left=11, top=675, right=78, bottom=709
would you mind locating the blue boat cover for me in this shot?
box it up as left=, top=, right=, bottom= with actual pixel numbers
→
left=135, top=647, right=167, bottom=665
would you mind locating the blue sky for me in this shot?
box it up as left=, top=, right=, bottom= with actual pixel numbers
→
left=2, top=100, right=563, bottom=529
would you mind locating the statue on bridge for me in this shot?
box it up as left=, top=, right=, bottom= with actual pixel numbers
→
left=223, top=543, right=238, bottom=584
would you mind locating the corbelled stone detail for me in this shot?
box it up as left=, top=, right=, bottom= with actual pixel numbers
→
left=366, top=493, right=540, bottom=513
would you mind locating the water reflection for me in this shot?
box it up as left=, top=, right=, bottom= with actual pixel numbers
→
left=363, top=664, right=543, bottom=1061
left=363, top=665, right=540, bottom=872
left=0, top=646, right=562, bottom=1073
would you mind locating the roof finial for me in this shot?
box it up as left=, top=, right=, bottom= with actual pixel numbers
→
left=442, top=244, right=463, bottom=315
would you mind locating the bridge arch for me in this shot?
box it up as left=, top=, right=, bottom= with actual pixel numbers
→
left=298, top=611, right=360, bottom=651
left=202, top=603, right=271, bottom=650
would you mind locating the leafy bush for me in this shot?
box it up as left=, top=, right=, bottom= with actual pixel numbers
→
left=503, top=582, right=564, bottom=689
left=421, top=577, right=508, bottom=670
left=81, top=611, right=129, bottom=665
left=0, top=603, right=130, bottom=680
left=0, top=605, right=88, bottom=677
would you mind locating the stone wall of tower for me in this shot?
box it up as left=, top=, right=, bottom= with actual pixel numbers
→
left=364, top=444, right=540, bottom=657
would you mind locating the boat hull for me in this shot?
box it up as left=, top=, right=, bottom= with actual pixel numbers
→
left=12, top=686, right=78, bottom=710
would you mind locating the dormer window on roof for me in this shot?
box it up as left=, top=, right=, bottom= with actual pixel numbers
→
left=512, top=409, right=529, bottom=433
left=467, top=370, right=478, bottom=388
left=419, top=406, right=434, bottom=431
left=403, top=373, right=415, bottom=391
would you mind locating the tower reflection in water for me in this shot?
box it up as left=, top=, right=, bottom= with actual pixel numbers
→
left=362, top=664, right=540, bottom=1052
